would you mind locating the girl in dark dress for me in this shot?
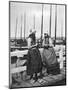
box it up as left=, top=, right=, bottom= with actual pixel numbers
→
left=27, top=46, right=43, bottom=81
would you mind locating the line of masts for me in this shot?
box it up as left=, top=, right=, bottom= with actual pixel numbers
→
left=15, top=4, right=63, bottom=46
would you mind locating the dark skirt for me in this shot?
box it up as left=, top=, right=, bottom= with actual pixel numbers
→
left=42, top=47, right=60, bottom=75
left=47, top=63, right=60, bottom=75
left=27, top=48, right=43, bottom=75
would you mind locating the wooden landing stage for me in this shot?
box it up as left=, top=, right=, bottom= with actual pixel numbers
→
left=11, top=68, right=66, bottom=88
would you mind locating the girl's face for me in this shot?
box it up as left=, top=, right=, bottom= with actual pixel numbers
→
left=45, top=38, right=49, bottom=44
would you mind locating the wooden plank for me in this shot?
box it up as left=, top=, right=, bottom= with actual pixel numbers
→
left=38, top=78, right=48, bottom=85
left=41, top=74, right=65, bottom=86
left=11, top=47, right=42, bottom=57
left=42, top=76, right=54, bottom=83
left=10, top=60, right=27, bottom=68
left=32, top=81, right=41, bottom=86
left=29, top=79, right=36, bottom=85
left=48, top=74, right=65, bottom=82
left=21, top=81, right=33, bottom=87
left=11, top=50, right=28, bottom=57
left=11, top=66, right=26, bottom=74
left=10, top=47, right=65, bottom=58
left=10, top=63, right=16, bottom=69
left=16, top=60, right=27, bottom=67
left=12, top=80, right=33, bottom=88
left=56, top=74, right=65, bottom=80
left=11, top=46, right=28, bottom=49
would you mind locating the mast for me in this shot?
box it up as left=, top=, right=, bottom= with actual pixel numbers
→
left=20, top=15, right=23, bottom=40
left=33, top=15, right=35, bottom=29
left=15, top=17, right=18, bottom=46
left=49, top=5, right=52, bottom=37
left=54, top=5, right=57, bottom=46
left=61, top=20, right=63, bottom=40
left=41, top=4, right=43, bottom=44
left=24, top=12, right=26, bottom=40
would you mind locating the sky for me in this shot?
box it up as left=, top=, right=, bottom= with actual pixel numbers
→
left=10, top=2, right=65, bottom=39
